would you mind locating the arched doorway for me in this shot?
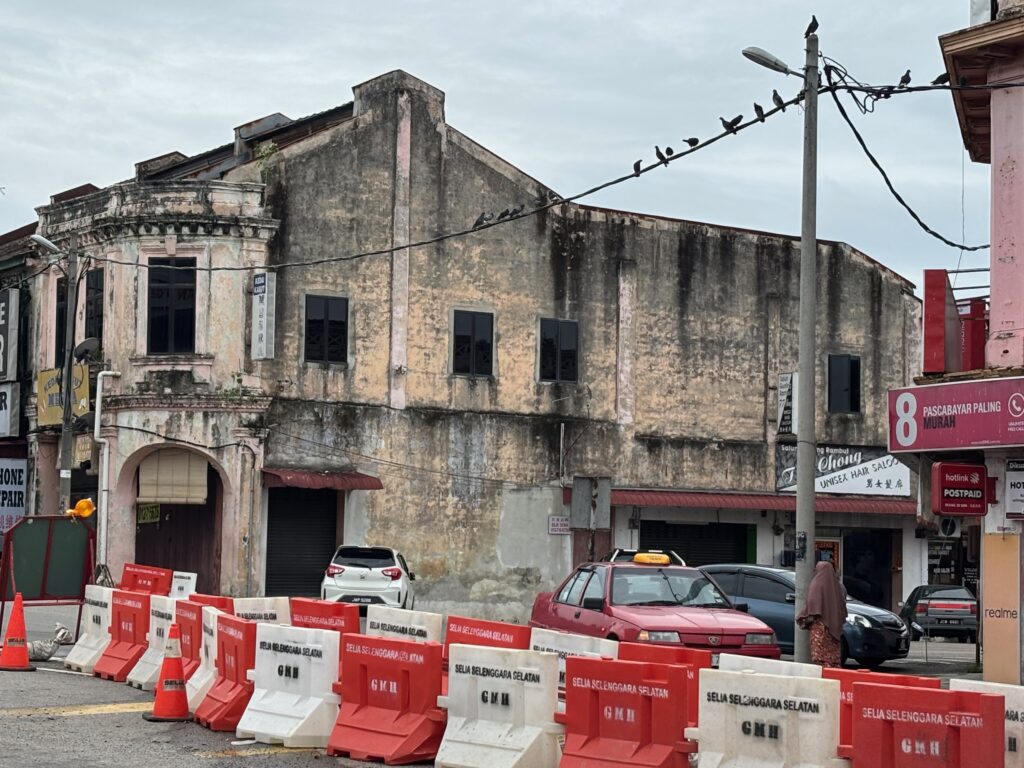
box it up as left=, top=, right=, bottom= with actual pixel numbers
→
left=133, top=448, right=223, bottom=594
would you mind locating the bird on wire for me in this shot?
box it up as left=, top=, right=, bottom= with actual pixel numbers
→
left=899, top=69, right=911, bottom=88
left=720, top=115, right=743, bottom=134
left=496, top=208, right=511, bottom=221
left=509, top=204, right=524, bottom=217
left=633, top=160, right=642, bottom=177
left=472, top=212, right=492, bottom=229
left=754, top=102, right=765, bottom=122
left=931, top=72, right=950, bottom=86
left=805, top=15, right=818, bottom=38
left=665, top=146, right=675, bottom=159
left=772, top=89, right=786, bottom=112
left=655, top=146, right=668, bottom=166
left=685, top=137, right=699, bottom=148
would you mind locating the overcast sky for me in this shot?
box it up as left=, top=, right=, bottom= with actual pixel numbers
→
left=0, top=1, right=991, bottom=291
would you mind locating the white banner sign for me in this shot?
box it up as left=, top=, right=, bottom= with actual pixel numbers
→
left=0, top=383, right=19, bottom=438
left=776, top=444, right=910, bottom=496
left=0, top=458, right=27, bottom=534
left=1005, top=460, right=1024, bottom=518
left=251, top=272, right=276, bottom=360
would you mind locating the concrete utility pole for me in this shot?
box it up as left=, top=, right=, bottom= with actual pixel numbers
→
left=58, top=234, right=78, bottom=515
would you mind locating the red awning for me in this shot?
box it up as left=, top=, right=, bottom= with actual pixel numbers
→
left=562, top=487, right=914, bottom=516
left=262, top=468, right=383, bottom=491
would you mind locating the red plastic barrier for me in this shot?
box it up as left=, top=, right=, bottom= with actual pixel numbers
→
left=844, top=683, right=1003, bottom=766
left=618, top=642, right=713, bottom=728
left=290, top=597, right=360, bottom=679
left=823, top=667, right=941, bottom=750
left=441, top=615, right=532, bottom=694
left=193, top=615, right=257, bottom=732
left=175, top=599, right=205, bottom=679
left=562, top=656, right=694, bottom=766
left=119, top=563, right=173, bottom=596
left=327, top=633, right=445, bottom=765
left=189, top=593, right=234, bottom=612
left=93, top=590, right=151, bottom=682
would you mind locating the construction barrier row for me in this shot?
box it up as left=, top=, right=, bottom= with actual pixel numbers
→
left=33, top=563, right=1020, bottom=767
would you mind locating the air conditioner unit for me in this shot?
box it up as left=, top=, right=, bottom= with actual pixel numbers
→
left=939, top=517, right=961, bottom=538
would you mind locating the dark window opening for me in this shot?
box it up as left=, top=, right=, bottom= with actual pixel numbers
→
left=453, top=310, right=493, bottom=376
left=539, top=318, right=578, bottom=382
left=85, top=269, right=104, bottom=344
left=148, top=257, right=196, bottom=355
left=54, top=276, right=67, bottom=367
left=304, top=295, right=348, bottom=364
left=828, top=354, right=861, bottom=413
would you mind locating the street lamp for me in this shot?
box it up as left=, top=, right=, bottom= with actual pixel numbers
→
left=744, top=33, right=819, bottom=663
left=30, top=232, right=79, bottom=518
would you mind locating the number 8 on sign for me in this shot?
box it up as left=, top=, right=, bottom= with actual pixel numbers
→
left=894, top=392, right=918, bottom=447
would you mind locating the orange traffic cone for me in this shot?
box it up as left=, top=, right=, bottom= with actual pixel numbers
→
left=143, top=623, right=190, bottom=722
left=0, top=593, right=36, bottom=672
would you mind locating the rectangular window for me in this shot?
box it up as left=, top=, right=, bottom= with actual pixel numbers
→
left=85, top=269, right=104, bottom=343
left=453, top=310, right=493, bottom=376
left=828, top=353, right=861, bottom=413
left=304, top=295, right=348, bottom=364
left=54, top=276, right=67, bottom=367
left=539, top=318, right=579, bottom=382
left=148, top=257, right=196, bottom=355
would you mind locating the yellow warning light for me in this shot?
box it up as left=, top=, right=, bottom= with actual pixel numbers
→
left=66, top=498, right=96, bottom=520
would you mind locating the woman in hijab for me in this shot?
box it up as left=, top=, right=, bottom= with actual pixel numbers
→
left=796, top=560, right=847, bottom=667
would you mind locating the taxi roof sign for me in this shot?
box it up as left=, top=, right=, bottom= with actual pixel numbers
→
left=632, top=552, right=671, bottom=565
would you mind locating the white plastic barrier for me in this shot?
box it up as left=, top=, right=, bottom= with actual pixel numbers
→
left=186, top=606, right=224, bottom=711
left=528, top=628, right=618, bottom=688
left=436, top=644, right=562, bottom=768
left=685, top=667, right=848, bottom=768
left=718, top=653, right=822, bottom=678
left=951, top=678, right=1024, bottom=768
left=64, top=585, right=113, bottom=673
left=235, top=622, right=341, bottom=748
left=170, top=571, right=198, bottom=599
left=126, top=595, right=176, bottom=690
left=366, top=604, right=444, bottom=643
left=233, top=596, right=291, bottom=624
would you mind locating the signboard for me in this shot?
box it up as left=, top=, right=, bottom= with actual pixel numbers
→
left=1007, top=460, right=1024, bottom=520
left=982, top=533, right=1020, bottom=684
left=0, top=289, right=18, bottom=382
left=0, top=382, right=19, bottom=437
left=777, top=372, right=797, bottom=435
left=137, top=503, right=161, bottom=525
left=888, top=377, right=1024, bottom=452
left=775, top=444, right=910, bottom=496
left=548, top=515, right=570, bottom=535
left=0, top=458, right=27, bottom=535
left=931, top=462, right=987, bottom=516
left=250, top=272, right=276, bottom=360
left=35, top=363, right=90, bottom=427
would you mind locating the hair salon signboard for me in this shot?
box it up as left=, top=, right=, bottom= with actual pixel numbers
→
left=775, top=444, right=910, bottom=496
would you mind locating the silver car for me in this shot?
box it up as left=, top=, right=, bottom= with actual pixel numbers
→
left=320, top=546, right=416, bottom=612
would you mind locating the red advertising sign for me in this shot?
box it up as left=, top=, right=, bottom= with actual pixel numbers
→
left=931, top=462, right=987, bottom=516
left=888, top=377, right=1024, bottom=452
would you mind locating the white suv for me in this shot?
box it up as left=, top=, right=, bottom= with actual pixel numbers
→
left=320, top=546, right=416, bottom=611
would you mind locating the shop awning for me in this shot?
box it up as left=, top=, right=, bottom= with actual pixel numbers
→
left=561, top=488, right=915, bottom=516
left=262, top=468, right=384, bottom=491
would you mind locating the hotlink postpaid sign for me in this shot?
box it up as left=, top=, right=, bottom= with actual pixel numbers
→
left=775, top=444, right=910, bottom=496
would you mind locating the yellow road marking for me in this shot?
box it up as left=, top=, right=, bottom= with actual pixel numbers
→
left=196, top=746, right=320, bottom=758
left=0, top=701, right=152, bottom=717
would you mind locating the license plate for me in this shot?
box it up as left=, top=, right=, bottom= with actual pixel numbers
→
left=344, top=596, right=374, bottom=604
left=937, top=618, right=960, bottom=625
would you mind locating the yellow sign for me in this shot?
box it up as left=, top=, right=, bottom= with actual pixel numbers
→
left=136, top=503, right=161, bottom=525
left=35, top=364, right=90, bottom=427
left=982, top=533, right=1020, bottom=684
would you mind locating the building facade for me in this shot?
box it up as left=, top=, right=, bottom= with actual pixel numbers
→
left=6, top=70, right=922, bottom=618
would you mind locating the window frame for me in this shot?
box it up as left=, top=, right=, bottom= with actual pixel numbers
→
left=452, top=308, right=494, bottom=377
left=147, top=256, right=197, bottom=355
left=84, top=268, right=104, bottom=344
left=538, top=317, right=579, bottom=383
left=54, top=275, right=68, bottom=368
left=741, top=574, right=793, bottom=604
left=303, top=293, right=349, bottom=366
left=827, top=353, right=862, bottom=413
left=556, top=570, right=590, bottom=605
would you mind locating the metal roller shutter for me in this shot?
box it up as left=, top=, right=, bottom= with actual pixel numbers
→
left=265, top=487, right=337, bottom=596
left=639, top=521, right=751, bottom=566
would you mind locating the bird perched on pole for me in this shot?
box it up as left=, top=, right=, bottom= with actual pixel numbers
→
left=754, top=103, right=765, bottom=123
left=633, top=160, right=642, bottom=176
left=899, top=69, right=911, bottom=88
left=931, top=73, right=950, bottom=86
left=655, top=146, right=668, bottom=166
left=720, top=115, right=743, bottom=134
left=805, top=15, right=818, bottom=38
left=684, top=137, right=699, bottom=148
left=472, top=212, right=492, bottom=229
left=772, top=89, right=786, bottom=113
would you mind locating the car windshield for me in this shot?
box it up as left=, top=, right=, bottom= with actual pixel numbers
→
left=611, top=568, right=730, bottom=608
left=926, top=588, right=974, bottom=600
left=332, top=547, right=395, bottom=569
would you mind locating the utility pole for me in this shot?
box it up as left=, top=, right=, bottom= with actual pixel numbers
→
left=58, top=233, right=79, bottom=515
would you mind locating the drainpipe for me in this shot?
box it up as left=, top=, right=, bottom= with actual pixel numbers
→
left=94, top=369, right=121, bottom=565
left=239, top=441, right=259, bottom=597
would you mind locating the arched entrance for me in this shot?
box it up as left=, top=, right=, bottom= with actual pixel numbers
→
left=132, top=448, right=223, bottom=594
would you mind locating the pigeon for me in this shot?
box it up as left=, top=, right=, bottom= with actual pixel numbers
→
left=472, top=212, right=492, bottom=229
left=508, top=204, right=524, bottom=217
left=547, top=190, right=561, bottom=202
left=496, top=208, right=511, bottom=221
left=754, top=102, right=765, bottom=122
left=772, top=89, right=786, bottom=112
left=931, top=73, right=950, bottom=86
left=665, top=146, right=674, bottom=159
left=685, top=137, right=699, bottom=148
left=655, top=146, right=668, bottom=166
left=720, top=115, right=743, bottom=134
left=805, top=15, right=818, bottom=38
left=899, top=69, right=911, bottom=88
left=633, top=160, right=642, bottom=176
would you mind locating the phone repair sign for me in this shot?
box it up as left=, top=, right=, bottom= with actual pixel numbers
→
left=0, top=458, right=27, bottom=534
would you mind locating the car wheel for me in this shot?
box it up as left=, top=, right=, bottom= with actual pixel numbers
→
left=840, top=638, right=849, bottom=667
left=969, top=632, right=977, bottom=644
left=958, top=635, right=969, bottom=644
left=911, top=628, right=922, bottom=641
left=857, top=658, right=884, bottom=670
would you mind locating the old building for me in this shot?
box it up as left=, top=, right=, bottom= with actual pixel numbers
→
left=9, top=70, right=922, bottom=617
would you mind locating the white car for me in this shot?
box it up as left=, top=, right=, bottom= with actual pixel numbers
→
left=320, top=545, right=416, bottom=611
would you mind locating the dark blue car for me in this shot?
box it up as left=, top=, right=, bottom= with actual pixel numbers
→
left=701, top=564, right=910, bottom=668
